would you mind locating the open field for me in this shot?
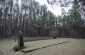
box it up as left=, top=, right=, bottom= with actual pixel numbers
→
left=0, top=38, right=85, bottom=55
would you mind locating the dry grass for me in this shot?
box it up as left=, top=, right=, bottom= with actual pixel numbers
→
left=0, top=38, right=85, bottom=55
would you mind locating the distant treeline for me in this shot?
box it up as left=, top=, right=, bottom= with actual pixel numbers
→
left=0, top=0, right=85, bottom=38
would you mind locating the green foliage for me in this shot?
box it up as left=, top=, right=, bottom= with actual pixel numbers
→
left=0, top=0, right=57, bottom=37
left=67, top=1, right=84, bottom=26
left=57, top=1, right=84, bottom=27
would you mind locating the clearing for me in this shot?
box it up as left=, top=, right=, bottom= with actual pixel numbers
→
left=0, top=38, right=85, bottom=55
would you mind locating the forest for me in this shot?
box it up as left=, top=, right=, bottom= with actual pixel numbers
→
left=0, top=0, right=85, bottom=39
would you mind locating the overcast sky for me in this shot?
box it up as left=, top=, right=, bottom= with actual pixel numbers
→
left=35, top=0, right=72, bottom=16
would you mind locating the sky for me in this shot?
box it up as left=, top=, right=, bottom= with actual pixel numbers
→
left=35, top=0, right=72, bottom=16
left=14, top=0, right=72, bottom=16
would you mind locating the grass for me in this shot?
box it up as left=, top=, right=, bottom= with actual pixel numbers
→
left=21, top=38, right=70, bottom=53
left=0, top=38, right=85, bottom=55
